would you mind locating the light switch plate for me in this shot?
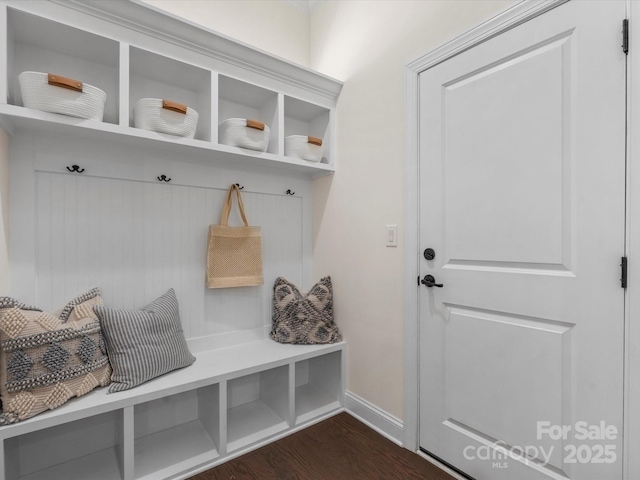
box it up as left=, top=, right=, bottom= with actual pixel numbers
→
left=386, top=225, right=398, bottom=247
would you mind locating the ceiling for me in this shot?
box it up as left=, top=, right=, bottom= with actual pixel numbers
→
left=284, top=0, right=325, bottom=15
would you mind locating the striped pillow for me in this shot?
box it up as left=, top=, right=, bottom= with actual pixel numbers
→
left=94, top=289, right=195, bottom=393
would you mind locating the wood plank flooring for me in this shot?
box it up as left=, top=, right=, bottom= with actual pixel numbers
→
left=189, top=412, right=456, bottom=480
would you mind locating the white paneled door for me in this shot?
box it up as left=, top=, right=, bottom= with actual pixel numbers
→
left=419, top=1, right=626, bottom=479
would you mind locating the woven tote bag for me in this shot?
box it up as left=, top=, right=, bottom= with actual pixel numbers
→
left=206, top=184, right=264, bottom=288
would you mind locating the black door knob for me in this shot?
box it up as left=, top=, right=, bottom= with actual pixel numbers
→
left=424, top=248, right=435, bottom=260
left=421, top=275, right=443, bottom=288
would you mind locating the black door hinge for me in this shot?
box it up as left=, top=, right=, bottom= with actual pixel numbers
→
left=621, top=256, right=628, bottom=289
left=623, top=19, right=629, bottom=55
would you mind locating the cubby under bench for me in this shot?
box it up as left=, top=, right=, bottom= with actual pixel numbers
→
left=0, top=339, right=346, bottom=480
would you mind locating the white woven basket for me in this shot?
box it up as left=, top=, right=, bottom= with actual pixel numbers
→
left=219, top=118, right=270, bottom=152
left=18, top=71, right=107, bottom=121
left=133, top=98, right=199, bottom=138
left=285, top=135, right=324, bottom=163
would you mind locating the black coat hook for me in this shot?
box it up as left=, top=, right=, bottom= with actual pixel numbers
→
left=235, top=183, right=244, bottom=190
left=157, top=175, right=171, bottom=182
left=286, top=189, right=295, bottom=196
left=66, top=165, right=85, bottom=173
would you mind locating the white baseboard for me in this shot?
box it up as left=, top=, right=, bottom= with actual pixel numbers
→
left=344, top=391, right=404, bottom=446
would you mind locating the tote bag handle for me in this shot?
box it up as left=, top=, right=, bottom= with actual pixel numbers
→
left=220, top=184, right=249, bottom=227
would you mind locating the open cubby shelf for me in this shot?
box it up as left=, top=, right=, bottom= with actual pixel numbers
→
left=134, top=386, right=220, bottom=479
left=295, top=351, right=343, bottom=425
left=0, top=341, right=345, bottom=480
left=226, top=366, right=290, bottom=452
left=4, top=410, right=126, bottom=480
left=135, top=421, right=219, bottom=480
left=1, top=4, right=340, bottom=177
left=17, top=448, right=123, bottom=480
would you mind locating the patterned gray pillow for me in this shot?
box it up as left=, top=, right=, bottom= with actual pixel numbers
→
left=94, top=289, right=195, bottom=393
left=270, top=276, right=342, bottom=345
left=0, top=288, right=111, bottom=425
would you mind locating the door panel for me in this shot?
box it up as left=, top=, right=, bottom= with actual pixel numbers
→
left=445, top=306, right=571, bottom=470
left=419, top=2, right=626, bottom=479
left=444, top=33, right=569, bottom=267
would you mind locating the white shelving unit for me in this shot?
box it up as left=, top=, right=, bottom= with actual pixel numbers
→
left=0, top=1, right=345, bottom=479
left=0, top=341, right=345, bottom=480
left=0, top=1, right=341, bottom=177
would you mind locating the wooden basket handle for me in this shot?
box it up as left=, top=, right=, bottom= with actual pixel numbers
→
left=246, top=119, right=265, bottom=131
left=308, top=136, right=323, bottom=146
left=162, top=99, right=188, bottom=114
left=48, top=73, right=83, bottom=92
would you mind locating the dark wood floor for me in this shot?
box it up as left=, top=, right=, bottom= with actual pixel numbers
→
left=190, top=412, right=456, bottom=480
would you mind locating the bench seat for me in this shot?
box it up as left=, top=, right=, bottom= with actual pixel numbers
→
left=0, top=339, right=346, bottom=480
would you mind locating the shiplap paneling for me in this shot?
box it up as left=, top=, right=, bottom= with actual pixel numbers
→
left=33, top=172, right=303, bottom=339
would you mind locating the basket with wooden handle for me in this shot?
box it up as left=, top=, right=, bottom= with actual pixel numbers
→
left=133, top=98, right=199, bottom=138
left=284, top=135, right=324, bottom=162
left=18, top=71, right=107, bottom=121
left=219, top=118, right=271, bottom=152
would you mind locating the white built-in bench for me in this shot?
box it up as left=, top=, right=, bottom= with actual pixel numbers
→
left=0, top=1, right=346, bottom=478
left=0, top=339, right=346, bottom=480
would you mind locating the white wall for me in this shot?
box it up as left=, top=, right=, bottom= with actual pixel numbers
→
left=140, top=0, right=311, bottom=67
left=309, top=0, right=515, bottom=420
left=130, top=0, right=516, bottom=422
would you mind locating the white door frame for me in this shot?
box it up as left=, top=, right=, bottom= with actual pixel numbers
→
left=625, top=2, right=640, bottom=479
left=402, top=1, right=636, bottom=478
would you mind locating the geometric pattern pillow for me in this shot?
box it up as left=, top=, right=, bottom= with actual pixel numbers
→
left=94, top=288, right=196, bottom=394
left=0, top=288, right=111, bottom=425
left=270, top=276, right=342, bottom=345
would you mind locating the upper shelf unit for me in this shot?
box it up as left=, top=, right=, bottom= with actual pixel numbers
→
left=0, top=1, right=342, bottom=177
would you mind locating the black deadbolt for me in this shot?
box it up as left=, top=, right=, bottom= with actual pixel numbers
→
left=424, top=248, right=435, bottom=261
